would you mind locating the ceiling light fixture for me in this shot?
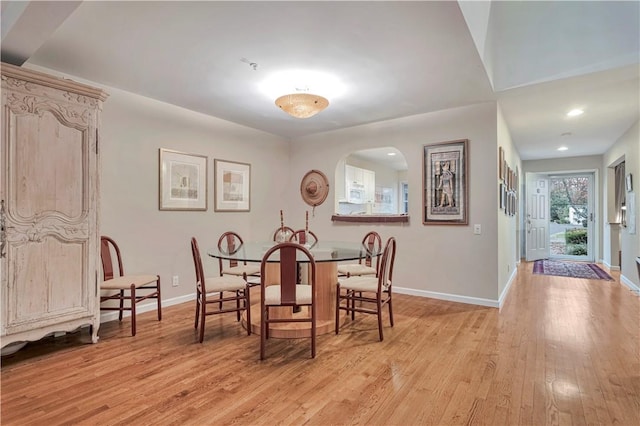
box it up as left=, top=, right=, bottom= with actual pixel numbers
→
left=558, top=146, right=569, bottom=151
left=275, top=92, right=329, bottom=119
left=260, top=70, right=345, bottom=119
left=387, top=152, right=397, bottom=156
left=567, top=109, right=584, bottom=117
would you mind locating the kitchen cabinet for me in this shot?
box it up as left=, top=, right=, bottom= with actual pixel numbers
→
left=345, top=164, right=375, bottom=204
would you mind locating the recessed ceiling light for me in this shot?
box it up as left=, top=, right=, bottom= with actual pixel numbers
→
left=558, top=146, right=569, bottom=151
left=567, top=109, right=584, bottom=117
left=387, top=152, right=396, bottom=156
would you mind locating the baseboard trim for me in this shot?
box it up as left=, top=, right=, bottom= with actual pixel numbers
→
left=498, top=268, right=518, bottom=309
left=100, top=293, right=196, bottom=323
left=106, top=285, right=506, bottom=321
left=620, top=274, right=640, bottom=296
left=394, top=287, right=498, bottom=308
left=602, top=260, right=621, bottom=271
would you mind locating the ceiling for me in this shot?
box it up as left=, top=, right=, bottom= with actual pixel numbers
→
left=1, top=1, right=638, bottom=161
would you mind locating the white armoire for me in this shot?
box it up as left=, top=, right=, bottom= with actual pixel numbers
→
left=1, top=63, right=108, bottom=349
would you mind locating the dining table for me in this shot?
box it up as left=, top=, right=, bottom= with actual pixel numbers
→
left=208, top=240, right=380, bottom=338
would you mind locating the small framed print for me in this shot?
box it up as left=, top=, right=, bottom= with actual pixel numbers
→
left=626, top=173, right=633, bottom=192
left=214, top=159, right=251, bottom=212
left=159, top=148, right=207, bottom=211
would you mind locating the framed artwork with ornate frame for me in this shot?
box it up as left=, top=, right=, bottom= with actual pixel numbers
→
left=214, top=159, right=251, bottom=212
left=423, top=139, right=469, bottom=225
left=159, top=148, right=207, bottom=211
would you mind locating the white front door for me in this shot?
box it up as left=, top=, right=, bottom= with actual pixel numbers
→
left=548, top=173, right=595, bottom=262
left=526, top=173, right=550, bottom=261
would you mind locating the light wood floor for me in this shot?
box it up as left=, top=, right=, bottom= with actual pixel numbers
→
left=2, top=262, right=638, bottom=425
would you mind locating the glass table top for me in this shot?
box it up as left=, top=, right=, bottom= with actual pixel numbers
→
left=207, top=241, right=380, bottom=263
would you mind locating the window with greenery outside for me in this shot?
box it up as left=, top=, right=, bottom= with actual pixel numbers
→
left=550, top=177, right=589, bottom=256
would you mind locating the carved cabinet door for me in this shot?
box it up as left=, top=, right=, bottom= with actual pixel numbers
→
left=1, top=64, right=107, bottom=345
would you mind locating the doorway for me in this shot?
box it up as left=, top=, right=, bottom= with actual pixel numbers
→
left=526, top=172, right=595, bottom=262
left=549, top=174, right=594, bottom=261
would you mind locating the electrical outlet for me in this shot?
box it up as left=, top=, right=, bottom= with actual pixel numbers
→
left=172, top=275, right=179, bottom=287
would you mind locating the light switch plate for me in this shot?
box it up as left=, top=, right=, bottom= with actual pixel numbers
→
left=473, top=224, right=481, bottom=235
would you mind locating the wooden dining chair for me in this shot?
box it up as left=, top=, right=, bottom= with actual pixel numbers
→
left=335, top=236, right=396, bottom=341
left=273, top=226, right=295, bottom=242
left=288, top=229, right=319, bottom=246
left=100, top=236, right=162, bottom=336
left=217, top=231, right=260, bottom=286
left=191, top=237, right=251, bottom=343
left=337, top=231, right=382, bottom=278
left=288, top=229, right=318, bottom=290
left=260, top=242, right=317, bottom=359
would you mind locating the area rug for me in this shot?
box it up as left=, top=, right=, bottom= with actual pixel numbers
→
left=533, top=260, right=613, bottom=280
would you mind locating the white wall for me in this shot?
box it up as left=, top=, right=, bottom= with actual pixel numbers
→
left=99, top=87, right=291, bottom=302
left=289, top=102, right=500, bottom=304
left=497, top=105, right=522, bottom=304
left=603, top=121, right=639, bottom=291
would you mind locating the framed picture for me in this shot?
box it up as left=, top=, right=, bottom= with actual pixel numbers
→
left=499, top=183, right=506, bottom=210
left=498, top=146, right=505, bottom=182
left=423, top=139, right=468, bottom=225
left=626, top=173, right=633, bottom=192
left=505, top=191, right=510, bottom=215
left=159, top=148, right=207, bottom=211
left=214, top=159, right=251, bottom=212
left=509, top=192, right=515, bottom=216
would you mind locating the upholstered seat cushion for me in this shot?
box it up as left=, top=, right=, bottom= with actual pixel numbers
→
left=222, top=264, right=261, bottom=276
left=337, top=264, right=376, bottom=277
left=101, top=274, right=159, bottom=290
left=338, top=275, right=380, bottom=292
left=264, top=284, right=312, bottom=305
left=200, top=275, right=247, bottom=292
left=246, top=276, right=262, bottom=286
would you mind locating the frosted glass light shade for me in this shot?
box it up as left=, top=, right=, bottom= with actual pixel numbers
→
left=275, top=93, right=329, bottom=118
